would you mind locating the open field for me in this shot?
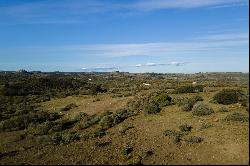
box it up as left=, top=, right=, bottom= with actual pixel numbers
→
left=0, top=71, right=249, bottom=165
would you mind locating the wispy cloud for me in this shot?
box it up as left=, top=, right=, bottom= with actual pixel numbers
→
left=0, top=0, right=248, bottom=24
left=131, top=0, right=248, bottom=11
left=80, top=61, right=188, bottom=72
left=21, top=32, right=248, bottom=58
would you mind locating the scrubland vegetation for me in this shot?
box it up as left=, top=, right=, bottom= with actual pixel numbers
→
left=0, top=71, right=249, bottom=165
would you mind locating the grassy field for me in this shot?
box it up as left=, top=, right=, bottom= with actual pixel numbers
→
left=0, top=72, right=249, bottom=165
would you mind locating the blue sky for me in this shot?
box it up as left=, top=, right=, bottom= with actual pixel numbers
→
left=0, top=0, right=249, bottom=73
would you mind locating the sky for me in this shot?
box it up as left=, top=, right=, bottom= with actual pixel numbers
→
left=0, top=0, right=249, bottom=73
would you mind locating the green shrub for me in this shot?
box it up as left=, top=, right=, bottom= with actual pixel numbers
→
left=49, top=119, right=78, bottom=132
left=178, top=96, right=204, bottom=112
left=200, top=123, right=213, bottom=130
left=122, top=147, right=133, bottom=156
left=192, top=102, right=214, bottom=116
left=27, top=121, right=55, bottom=136
left=224, top=112, right=249, bottom=122
left=77, top=114, right=100, bottom=130
left=92, top=128, right=107, bottom=138
left=0, top=111, right=61, bottom=132
left=185, top=136, right=203, bottom=144
left=154, top=94, right=172, bottom=107
left=175, top=85, right=203, bottom=94
left=144, top=100, right=161, bottom=114
left=163, top=129, right=184, bottom=137
left=119, top=125, right=134, bottom=135
left=99, top=115, right=114, bottom=129
left=179, top=124, right=192, bottom=132
left=180, top=103, right=193, bottom=112
left=62, top=132, right=80, bottom=144
left=189, top=95, right=204, bottom=103
left=213, top=89, right=246, bottom=105
left=113, top=109, right=130, bottom=125
left=218, top=106, right=230, bottom=112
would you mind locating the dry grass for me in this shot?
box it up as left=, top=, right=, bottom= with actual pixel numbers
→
left=0, top=87, right=248, bottom=165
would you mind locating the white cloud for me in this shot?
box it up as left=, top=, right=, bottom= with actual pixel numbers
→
left=23, top=32, right=248, bottom=58
left=0, top=0, right=248, bottom=24
left=132, top=0, right=248, bottom=11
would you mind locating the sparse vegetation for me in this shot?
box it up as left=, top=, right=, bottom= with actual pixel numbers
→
left=185, top=136, right=204, bottom=144
left=0, top=72, right=248, bottom=165
left=218, top=106, right=230, bottom=112
left=224, top=112, right=249, bottom=122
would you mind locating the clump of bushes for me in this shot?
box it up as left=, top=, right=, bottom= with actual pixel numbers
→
left=179, top=96, right=204, bottom=112
left=144, top=100, right=162, bottom=114
left=175, top=85, right=203, bottom=94
left=121, top=146, right=133, bottom=156
left=61, top=103, right=78, bottom=111
left=77, top=114, right=100, bottom=130
left=163, top=129, right=184, bottom=137
left=119, top=125, right=134, bottom=135
left=99, top=114, right=114, bottom=130
left=113, top=109, right=130, bottom=125
left=179, top=124, right=192, bottom=132
left=52, top=118, right=79, bottom=132
left=192, top=102, right=214, bottom=116
left=50, top=132, right=80, bottom=145
left=153, top=94, right=172, bottom=107
left=213, top=89, right=247, bottom=105
left=200, top=123, right=213, bottom=130
left=0, top=111, right=61, bottom=132
left=99, top=109, right=131, bottom=130
left=172, top=96, right=189, bottom=106
left=185, top=136, right=204, bottom=144
left=224, top=112, right=249, bottom=122
left=218, top=106, right=230, bottom=112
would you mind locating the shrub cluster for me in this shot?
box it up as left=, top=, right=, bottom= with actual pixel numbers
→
left=178, top=96, right=204, bottom=112
left=213, top=89, right=247, bottom=105
left=175, top=85, right=204, bottom=94
left=192, top=102, right=214, bottom=116
left=0, top=111, right=61, bottom=132
left=224, top=112, right=249, bottom=122
left=144, top=100, right=162, bottom=114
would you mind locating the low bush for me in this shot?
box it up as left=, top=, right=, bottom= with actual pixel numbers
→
left=180, top=103, right=193, bottom=112
left=0, top=111, right=61, bottom=132
left=99, top=114, right=114, bottom=129
left=213, top=89, right=246, bottom=105
left=175, top=85, right=203, bottom=94
left=62, top=132, right=80, bottom=144
left=200, top=123, right=213, bottom=130
left=179, top=124, right=192, bottom=132
left=49, top=119, right=78, bottom=132
left=185, top=136, right=204, bottom=144
left=154, top=94, right=172, bottom=107
left=144, top=100, right=162, bottom=114
left=218, top=106, right=230, bottom=112
left=163, top=129, right=184, bottom=137
left=113, top=109, right=130, bottom=125
left=77, top=114, right=100, bottom=130
left=178, top=96, right=204, bottom=112
left=172, top=96, right=189, bottom=106
left=122, top=146, right=133, bottom=156
left=224, top=112, right=249, bottom=122
left=192, top=102, right=214, bottom=116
